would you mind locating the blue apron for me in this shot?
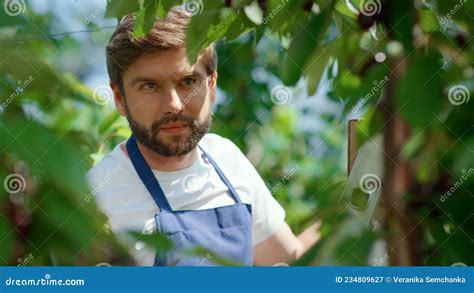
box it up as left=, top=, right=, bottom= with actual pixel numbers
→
left=126, top=135, right=253, bottom=266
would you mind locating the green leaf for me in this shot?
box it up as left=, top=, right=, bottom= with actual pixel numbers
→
left=334, top=69, right=362, bottom=98
left=157, top=0, right=182, bottom=18
left=207, top=11, right=238, bottom=44
left=105, top=0, right=141, bottom=19
left=133, top=8, right=147, bottom=38
left=437, top=0, right=474, bottom=32
left=264, top=0, right=310, bottom=35
left=395, top=51, right=443, bottom=127
left=419, top=8, right=439, bottom=33
left=343, top=63, right=390, bottom=112
left=224, top=10, right=254, bottom=41
left=36, top=190, right=102, bottom=254
left=334, top=0, right=358, bottom=20
left=304, top=46, right=332, bottom=96
left=0, top=47, right=62, bottom=96
left=186, top=13, right=215, bottom=65
left=294, top=214, right=378, bottom=265
left=184, top=3, right=227, bottom=64
left=99, top=112, right=121, bottom=135
left=133, top=0, right=161, bottom=38
left=452, top=138, right=474, bottom=175
left=0, top=213, right=14, bottom=265
left=0, top=6, right=27, bottom=27
left=0, top=117, right=90, bottom=200
left=400, top=130, right=426, bottom=160
left=281, top=1, right=334, bottom=85
left=387, top=0, right=414, bottom=54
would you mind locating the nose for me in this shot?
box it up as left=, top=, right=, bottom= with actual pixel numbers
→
left=162, top=87, right=183, bottom=114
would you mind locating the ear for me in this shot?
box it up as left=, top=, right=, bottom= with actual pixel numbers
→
left=110, top=81, right=127, bottom=117
left=209, top=71, right=218, bottom=104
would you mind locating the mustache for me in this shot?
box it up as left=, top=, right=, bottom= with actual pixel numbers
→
left=150, top=113, right=196, bottom=132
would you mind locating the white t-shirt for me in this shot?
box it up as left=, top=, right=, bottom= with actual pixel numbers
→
left=86, top=133, right=286, bottom=266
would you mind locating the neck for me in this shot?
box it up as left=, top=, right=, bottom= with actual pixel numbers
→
left=121, top=141, right=197, bottom=172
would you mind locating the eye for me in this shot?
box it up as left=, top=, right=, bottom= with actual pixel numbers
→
left=141, top=81, right=157, bottom=91
left=180, top=77, right=196, bottom=86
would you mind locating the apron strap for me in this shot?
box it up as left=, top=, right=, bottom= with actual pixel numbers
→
left=198, top=145, right=243, bottom=204
left=126, top=135, right=173, bottom=212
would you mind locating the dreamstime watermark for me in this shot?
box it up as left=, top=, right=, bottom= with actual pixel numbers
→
left=439, top=0, right=467, bottom=25
left=92, top=85, right=114, bottom=105
left=352, top=76, right=389, bottom=114
left=4, top=0, right=26, bottom=16
left=195, top=253, right=212, bottom=266
left=84, top=0, right=111, bottom=25
left=359, top=0, right=382, bottom=17
left=3, top=173, right=26, bottom=194
left=359, top=173, right=381, bottom=194
left=84, top=164, right=123, bottom=202
left=5, top=274, right=85, bottom=287
left=372, top=253, right=389, bottom=266
left=181, top=0, right=203, bottom=16
left=447, top=85, right=470, bottom=105
left=2, top=76, right=34, bottom=110
left=271, top=164, right=300, bottom=194
left=273, top=262, right=289, bottom=266
left=440, top=168, right=474, bottom=202
left=262, top=0, right=289, bottom=25
left=270, top=85, right=292, bottom=105
left=181, top=174, right=205, bottom=194
left=176, top=78, right=209, bottom=113
left=102, top=221, right=112, bottom=234
left=95, top=262, right=112, bottom=267
left=17, top=253, right=34, bottom=267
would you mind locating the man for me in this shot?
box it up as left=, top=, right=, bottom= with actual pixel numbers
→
left=87, top=7, right=320, bottom=266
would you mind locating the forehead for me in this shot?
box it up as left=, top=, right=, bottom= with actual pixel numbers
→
left=123, top=48, right=207, bottom=82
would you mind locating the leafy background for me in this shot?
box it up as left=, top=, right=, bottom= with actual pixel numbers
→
left=0, top=0, right=472, bottom=266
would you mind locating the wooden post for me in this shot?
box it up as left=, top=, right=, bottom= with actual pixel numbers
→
left=348, top=119, right=359, bottom=174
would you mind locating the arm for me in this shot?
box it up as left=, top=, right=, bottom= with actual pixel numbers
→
left=253, top=220, right=321, bottom=266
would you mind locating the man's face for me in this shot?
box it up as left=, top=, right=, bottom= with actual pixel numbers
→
left=112, top=48, right=217, bottom=157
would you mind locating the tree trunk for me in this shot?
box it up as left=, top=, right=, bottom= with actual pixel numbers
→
left=381, top=57, right=423, bottom=265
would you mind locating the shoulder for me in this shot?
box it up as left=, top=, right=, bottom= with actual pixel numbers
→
left=86, top=142, right=135, bottom=196
left=199, top=133, right=261, bottom=188
left=199, top=133, right=243, bottom=158
left=199, top=133, right=256, bottom=184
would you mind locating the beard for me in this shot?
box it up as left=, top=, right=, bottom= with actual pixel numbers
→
left=124, top=104, right=212, bottom=157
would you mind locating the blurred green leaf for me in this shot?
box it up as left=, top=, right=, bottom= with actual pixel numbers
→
left=281, top=1, right=334, bottom=85
left=419, top=8, right=439, bottom=33
left=133, top=0, right=160, bottom=38
left=0, top=117, right=90, bottom=200
left=387, top=0, right=414, bottom=53
left=304, top=45, right=333, bottom=95
left=185, top=5, right=234, bottom=64
left=0, top=7, right=26, bottom=27
left=105, top=0, right=141, bottom=19
left=99, top=112, right=121, bottom=135
left=0, top=213, right=14, bottom=265
left=395, top=52, right=443, bottom=127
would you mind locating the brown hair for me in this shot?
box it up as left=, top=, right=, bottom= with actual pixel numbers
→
left=106, top=8, right=217, bottom=91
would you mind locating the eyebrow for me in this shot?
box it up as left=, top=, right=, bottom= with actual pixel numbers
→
left=129, top=70, right=205, bottom=87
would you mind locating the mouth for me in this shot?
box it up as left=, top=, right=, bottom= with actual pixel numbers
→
left=159, top=123, right=189, bottom=134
